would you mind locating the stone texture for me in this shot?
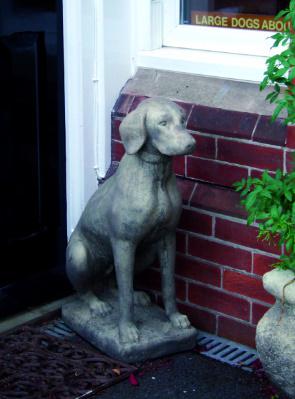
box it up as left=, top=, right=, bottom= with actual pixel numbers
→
left=256, top=300, right=295, bottom=398
left=122, top=68, right=280, bottom=116
left=256, top=269, right=295, bottom=398
left=62, top=294, right=197, bottom=364
left=263, top=269, right=295, bottom=304
left=67, top=98, right=197, bottom=348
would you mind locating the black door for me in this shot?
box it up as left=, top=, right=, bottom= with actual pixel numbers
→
left=0, top=0, right=70, bottom=318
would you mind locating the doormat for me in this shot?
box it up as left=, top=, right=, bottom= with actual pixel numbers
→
left=0, top=325, right=137, bottom=399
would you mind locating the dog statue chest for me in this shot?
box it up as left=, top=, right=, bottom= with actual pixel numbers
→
left=152, top=176, right=181, bottom=228
left=155, top=183, right=173, bottom=223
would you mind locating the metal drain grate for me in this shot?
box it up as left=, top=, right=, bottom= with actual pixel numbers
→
left=197, top=331, right=258, bottom=371
left=41, top=319, right=76, bottom=339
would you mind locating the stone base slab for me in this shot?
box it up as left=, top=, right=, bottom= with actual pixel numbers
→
left=62, top=294, right=197, bottom=364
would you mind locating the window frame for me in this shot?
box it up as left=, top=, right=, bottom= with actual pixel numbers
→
left=163, top=0, right=279, bottom=57
left=136, top=0, right=282, bottom=82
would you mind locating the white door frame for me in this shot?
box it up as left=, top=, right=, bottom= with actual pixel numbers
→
left=62, top=0, right=136, bottom=238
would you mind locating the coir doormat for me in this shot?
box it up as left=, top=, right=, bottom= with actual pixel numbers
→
left=0, top=324, right=137, bottom=399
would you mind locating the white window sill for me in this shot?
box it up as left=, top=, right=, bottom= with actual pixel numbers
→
left=137, top=47, right=267, bottom=83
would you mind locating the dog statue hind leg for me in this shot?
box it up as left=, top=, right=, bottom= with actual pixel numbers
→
left=66, top=234, right=113, bottom=317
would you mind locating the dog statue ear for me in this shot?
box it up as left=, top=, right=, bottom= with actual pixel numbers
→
left=119, top=106, right=147, bottom=154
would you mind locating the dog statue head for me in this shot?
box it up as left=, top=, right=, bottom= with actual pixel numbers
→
left=119, top=98, right=196, bottom=156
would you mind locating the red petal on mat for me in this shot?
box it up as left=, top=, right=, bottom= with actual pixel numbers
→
left=194, top=345, right=209, bottom=353
left=250, top=359, right=263, bottom=370
left=129, top=373, right=139, bottom=386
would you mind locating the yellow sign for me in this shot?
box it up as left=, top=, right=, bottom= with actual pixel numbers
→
left=191, top=11, right=291, bottom=31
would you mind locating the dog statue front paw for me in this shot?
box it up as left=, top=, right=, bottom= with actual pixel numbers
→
left=169, top=312, right=191, bottom=329
left=119, top=321, right=140, bottom=344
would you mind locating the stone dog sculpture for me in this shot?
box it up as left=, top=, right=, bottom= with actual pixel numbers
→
left=65, top=98, right=196, bottom=346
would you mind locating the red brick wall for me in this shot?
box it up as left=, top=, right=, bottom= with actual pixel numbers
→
left=111, top=93, right=295, bottom=348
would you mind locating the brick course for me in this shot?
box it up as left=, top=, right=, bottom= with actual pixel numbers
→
left=111, top=93, right=291, bottom=348
left=223, top=270, right=275, bottom=304
left=187, top=157, right=248, bottom=186
left=215, top=218, right=280, bottom=255
left=188, top=235, right=252, bottom=271
left=253, top=253, right=278, bottom=276
left=188, top=283, right=250, bottom=321
left=217, top=139, right=283, bottom=170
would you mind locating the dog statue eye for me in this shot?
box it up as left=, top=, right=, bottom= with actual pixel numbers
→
left=181, top=117, right=186, bottom=125
left=159, top=121, right=167, bottom=126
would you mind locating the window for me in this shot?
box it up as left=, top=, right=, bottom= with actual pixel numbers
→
left=163, top=0, right=288, bottom=56
left=136, top=0, right=287, bottom=82
left=181, top=0, right=289, bottom=31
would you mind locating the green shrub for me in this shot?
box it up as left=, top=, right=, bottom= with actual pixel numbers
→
left=235, top=0, right=295, bottom=272
left=234, top=169, right=295, bottom=271
left=260, top=0, right=295, bottom=124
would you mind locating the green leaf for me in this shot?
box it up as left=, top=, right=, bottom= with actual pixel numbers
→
left=271, top=206, right=279, bottom=218
left=260, top=76, right=269, bottom=91
left=275, top=169, right=283, bottom=179
left=286, top=238, right=294, bottom=252
left=265, top=219, right=274, bottom=226
left=285, top=190, right=292, bottom=201
left=271, top=101, right=287, bottom=122
left=275, top=9, right=289, bottom=20
left=266, top=91, right=277, bottom=101
left=245, top=192, right=257, bottom=209
left=273, top=67, right=289, bottom=79
left=284, top=13, right=292, bottom=22
left=247, top=214, right=256, bottom=226
left=270, top=92, right=280, bottom=104
left=274, top=83, right=281, bottom=93
left=261, top=190, right=272, bottom=199
left=289, top=67, right=295, bottom=80
left=256, top=212, right=270, bottom=220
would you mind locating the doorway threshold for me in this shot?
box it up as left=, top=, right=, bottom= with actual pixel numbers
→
left=0, top=295, right=75, bottom=335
